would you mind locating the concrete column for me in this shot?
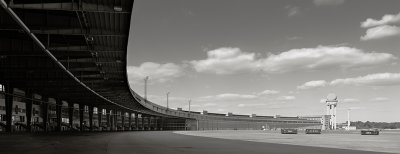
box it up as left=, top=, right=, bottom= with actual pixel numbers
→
left=97, top=107, right=102, bottom=131
left=79, top=104, right=84, bottom=132
left=161, top=117, right=164, bottom=131
left=148, top=116, right=151, bottom=130
left=56, top=99, right=62, bottom=132
left=135, top=113, right=139, bottom=130
left=42, top=97, right=49, bottom=132
left=114, top=109, right=118, bottom=131
left=106, top=109, right=111, bottom=131
left=141, top=114, right=145, bottom=130
left=25, top=90, right=33, bottom=132
left=68, top=102, right=74, bottom=130
left=154, top=117, right=158, bottom=131
left=89, top=106, right=93, bottom=131
left=121, top=111, right=125, bottom=131
left=4, top=83, right=13, bottom=132
left=128, top=113, right=132, bottom=131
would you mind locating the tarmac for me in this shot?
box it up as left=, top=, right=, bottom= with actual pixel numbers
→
left=0, top=131, right=394, bottom=154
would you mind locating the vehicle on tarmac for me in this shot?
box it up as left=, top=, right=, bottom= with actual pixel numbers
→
left=305, top=129, right=321, bottom=134
left=281, top=128, right=298, bottom=134
left=361, top=129, right=380, bottom=135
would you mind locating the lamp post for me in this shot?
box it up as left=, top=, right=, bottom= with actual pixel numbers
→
left=188, top=99, right=191, bottom=116
left=166, top=92, right=170, bottom=110
left=347, top=109, right=351, bottom=130
left=144, top=76, right=149, bottom=102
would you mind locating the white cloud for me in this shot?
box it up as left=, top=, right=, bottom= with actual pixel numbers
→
left=190, top=47, right=258, bottom=74
left=313, top=0, right=345, bottom=6
left=361, top=12, right=400, bottom=28
left=203, top=103, right=217, bottom=107
left=285, top=6, right=300, bottom=17
left=371, top=97, right=390, bottom=102
left=277, top=96, right=296, bottom=101
left=361, top=25, right=400, bottom=41
left=259, top=90, right=280, bottom=95
left=330, top=73, right=400, bottom=86
left=342, top=98, right=360, bottom=103
left=191, top=46, right=395, bottom=75
left=127, top=62, right=183, bottom=85
left=297, top=80, right=328, bottom=90
left=199, top=93, right=258, bottom=101
left=261, top=46, right=395, bottom=73
left=238, top=103, right=266, bottom=107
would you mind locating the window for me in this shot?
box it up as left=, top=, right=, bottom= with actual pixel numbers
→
left=19, top=116, right=25, bottom=122
left=0, top=114, right=5, bottom=121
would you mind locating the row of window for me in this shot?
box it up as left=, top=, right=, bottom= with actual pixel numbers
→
left=0, top=115, right=40, bottom=123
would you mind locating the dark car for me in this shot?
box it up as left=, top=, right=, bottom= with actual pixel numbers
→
left=281, top=128, right=298, bottom=134
left=361, top=129, right=379, bottom=135
left=305, top=129, right=321, bottom=134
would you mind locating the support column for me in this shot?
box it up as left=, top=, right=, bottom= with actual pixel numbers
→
left=42, top=97, right=49, bottom=132
left=128, top=113, right=132, bottom=131
left=56, top=99, right=62, bottom=132
left=148, top=116, right=151, bottom=130
left=98, top=107, right=102, bottom=131
left=79, top=104, right=84, bottom=132
left=121, top=111, right=125, bottom=131
left=114, top=109, right=118, bottom=131
left=141, top=114, right=145, bottom=130
left=4, top=83, right=13, bottom=132
left=154, top=117, right=158, bottom=131
left=68, top=102, right=74, bottom=130
left=161, top=117, right=164, bottom=131
left=25, top=90, right=33, bottom=132
left=135, top=113, right=139, bottom=130
left=89, top=106, right=93, bottom=131
left=106, top=109, right=111, bottom=131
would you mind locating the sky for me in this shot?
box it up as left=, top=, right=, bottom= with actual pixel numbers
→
left=127, top=0, right=400, bottom=122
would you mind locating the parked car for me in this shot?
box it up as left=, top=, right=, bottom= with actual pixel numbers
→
left=281, top=128, right=298, bottom=134
left=361, top=129, right=379, bottom=135
left=305, top=129, right=321, bottom=134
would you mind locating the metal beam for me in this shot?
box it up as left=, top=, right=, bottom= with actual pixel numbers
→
left=10, top=2, right=130, bottom=14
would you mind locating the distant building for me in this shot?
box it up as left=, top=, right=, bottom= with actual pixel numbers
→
left=299, top=115, right=331, bottom=130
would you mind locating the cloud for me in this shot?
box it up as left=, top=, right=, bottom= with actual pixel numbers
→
left=203, top=103, right=217, bottom=107
left=330, top=73, right=400, bottom=86
left=361, top=12, right=400, bottom=28
left=190, top=47, right=258, bottom=74
left=285, top=6, right=300, bottom=17
left=261, top=46, right=395, bottom=73
left=297, top=80, right=328, bottom=90
left=259, top=90, right=280, bottom=95
left=199, top=93, right=258, bottom=101
left=238, top=103, right=266, bottom=107
left=371, top=97, right=390, bottom=102
left=313, top=0, right=345, bottom=6
left=277, top=96, right=296, bottom=101
left=361, top=25, right=400, bottom=41
left=127, top=62, right=183, bottom=85
left=342, top=98, right=360, bottom=103
left=191, top=46, right=396, bottom=75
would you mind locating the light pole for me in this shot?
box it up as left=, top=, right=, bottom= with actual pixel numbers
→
left=144, top=76, right=149, bottom=102
left=347, top=109, right=351, bottom=130
left=166, top=92, right=170, bottom=110
left=188, top=99, right=191, bottom=116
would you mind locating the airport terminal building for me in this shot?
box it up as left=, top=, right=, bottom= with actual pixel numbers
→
left=0, top=0, right=321, bottom=133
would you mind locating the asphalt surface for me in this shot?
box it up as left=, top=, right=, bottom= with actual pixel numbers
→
left=0, top=131, right=394, bottom=154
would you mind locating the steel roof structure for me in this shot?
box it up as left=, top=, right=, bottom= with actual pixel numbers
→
left=0, top=0, right=170, bottom=116
left=0, top=1, right=324, bottom=128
